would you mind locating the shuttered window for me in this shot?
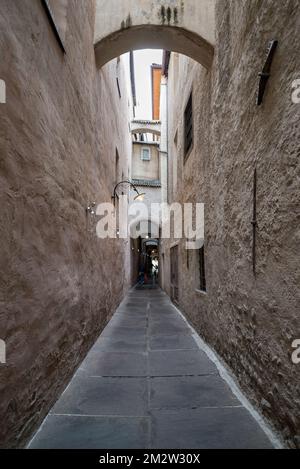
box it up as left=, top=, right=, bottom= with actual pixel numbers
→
left=184, top=92, right=193, bottom=159
left=199, top=246, right=206, bottom=292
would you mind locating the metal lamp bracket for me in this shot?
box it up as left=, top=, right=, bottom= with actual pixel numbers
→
left=257, top=40, right=278, bottom=106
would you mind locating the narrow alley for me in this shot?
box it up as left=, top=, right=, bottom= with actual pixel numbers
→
left=1, top=0, right=299, bottom=453
left=29, top=288, right=273, bottom=449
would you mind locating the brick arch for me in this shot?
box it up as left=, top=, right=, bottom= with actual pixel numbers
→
left=94, top=0, right=215, bottom=69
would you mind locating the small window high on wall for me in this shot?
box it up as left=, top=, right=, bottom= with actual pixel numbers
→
left=184, top=92, right=193, bottom=160
left=199, top=246, right=206, bottom=292
left=115, top=148, right=120, bottom=185
left=141, top=148, right=151, bottom=161
left=41, top=0, right=68, bottom=52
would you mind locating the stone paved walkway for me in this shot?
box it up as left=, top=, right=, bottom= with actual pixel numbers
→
left=29, top=288, right=273, bottom=449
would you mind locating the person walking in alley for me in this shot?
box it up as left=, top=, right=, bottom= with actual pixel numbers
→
left=138, top=265, right=145, bottom=285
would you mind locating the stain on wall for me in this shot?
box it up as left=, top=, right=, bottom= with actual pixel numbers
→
left=173, top=7, right=178, bottom=25
left=160, top=5, right=166, bottom=25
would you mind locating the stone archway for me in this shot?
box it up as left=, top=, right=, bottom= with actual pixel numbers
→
left=131, top=120, right=161, bottom=137
left=94, top=0, right=215, bottom=69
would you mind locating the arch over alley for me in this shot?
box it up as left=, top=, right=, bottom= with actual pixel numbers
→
left=94, top=0, right=215, bottom=69
left=131, top=120, right=161, bottom=137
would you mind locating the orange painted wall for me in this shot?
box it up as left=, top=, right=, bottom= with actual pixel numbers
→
left=151, top=64, right=162, bottom=120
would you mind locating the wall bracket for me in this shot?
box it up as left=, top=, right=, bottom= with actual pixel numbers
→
left=257, top=40, right=278, bottom=106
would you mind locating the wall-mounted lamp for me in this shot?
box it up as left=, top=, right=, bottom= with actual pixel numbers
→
left=86, top=202, right=96, bottom=215
left=112, top=180, right=145, bottom=204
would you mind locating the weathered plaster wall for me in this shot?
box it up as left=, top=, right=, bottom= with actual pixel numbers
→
left=95, top=0, right=215, bottom=45
left=94, top=0, right=215, bottom=69
left=130, top=186, right=162, bottom=210
left=161, top=0, right=300, bottom=447
left=132, top=143, right=160, bottom=180
left=0, top=0, right=131, bottom=448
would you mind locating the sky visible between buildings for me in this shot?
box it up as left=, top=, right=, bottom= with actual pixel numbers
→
left=124, top=49, right=163, bottom=120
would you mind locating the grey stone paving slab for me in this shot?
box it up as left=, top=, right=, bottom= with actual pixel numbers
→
left=28, top=287, right=274, bottom=449
left=92, top=336, right=147, bottom=353
left=150, top=307, right=178, bottom=316
left=122, top=302, right=148, bottom=309
left=149, top=333, right=198, bottom=351
left=108, top=316, right=147, bottom=328
left=51, top=376, right=148, bottom=416
left=80, top=350, right=148, bottom=377
left=151, top=408, right=273, bottom=449
left=149, top=350, right=218, bottom=376
left=101, top=331, right=147, bottom=343
left=111, top=311, right=146, bottom=319
left=29, top=415, right=150, bottom=449
left=150, top=311, right=185, bottom=321
left=150, top=375, right=240, bottom=410
left=115, top=310, right=148, bottom=318
left=117, top=300, right=148, bottom=307
left=149, top=315, right=186, bottom=326
left=117, top=303, right=148, bottom=310
left=103, top=324, right=147, bottom=336
left=149, top=321, right=190, bottom=336
left=102, top=325, right=147, bottom=339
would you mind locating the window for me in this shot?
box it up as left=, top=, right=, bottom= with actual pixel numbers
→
left=184, top=92, right=193, bottom=159
left=41, top=0, right=68, bottom=52
left=199, top=246, right=206, bottom=292
left=170, top=245, right=179, bottom=303
left=116, top=78, right=122, bottom=99
left=186, top=249, right=190, bottom=270
left=141, top=148, right=151, bottom=161
left=173, top=129, right=178, bottom=199
left=115, top=149, right=120, bottom=185
left=116, top=57, right=122, bottom=98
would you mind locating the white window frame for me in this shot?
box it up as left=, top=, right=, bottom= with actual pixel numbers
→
left=141, top=147, right=151, bottom=161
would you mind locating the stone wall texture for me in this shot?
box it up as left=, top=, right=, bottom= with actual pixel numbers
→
left=0, top=0, right=131, bottom=448
left=161, top=0, right=300, bottom=448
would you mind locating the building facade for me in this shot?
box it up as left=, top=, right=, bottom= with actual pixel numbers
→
left=159, top=1, right=300, bottom=448
left=0, top=0, right=299, bottom=449
left=130, top=134, right=162, bottom=284
left=0, top=0, right=132, bottom=448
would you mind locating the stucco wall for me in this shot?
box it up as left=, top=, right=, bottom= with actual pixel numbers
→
left=94, top=0, right=215, bottom=68
left=161, top=0, right=300, bottom=448
left=152, top=65, right=162, bottom=120
left=0, top=0, right=131, bottom=448
left=132, top=142, right=160, bottom=180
